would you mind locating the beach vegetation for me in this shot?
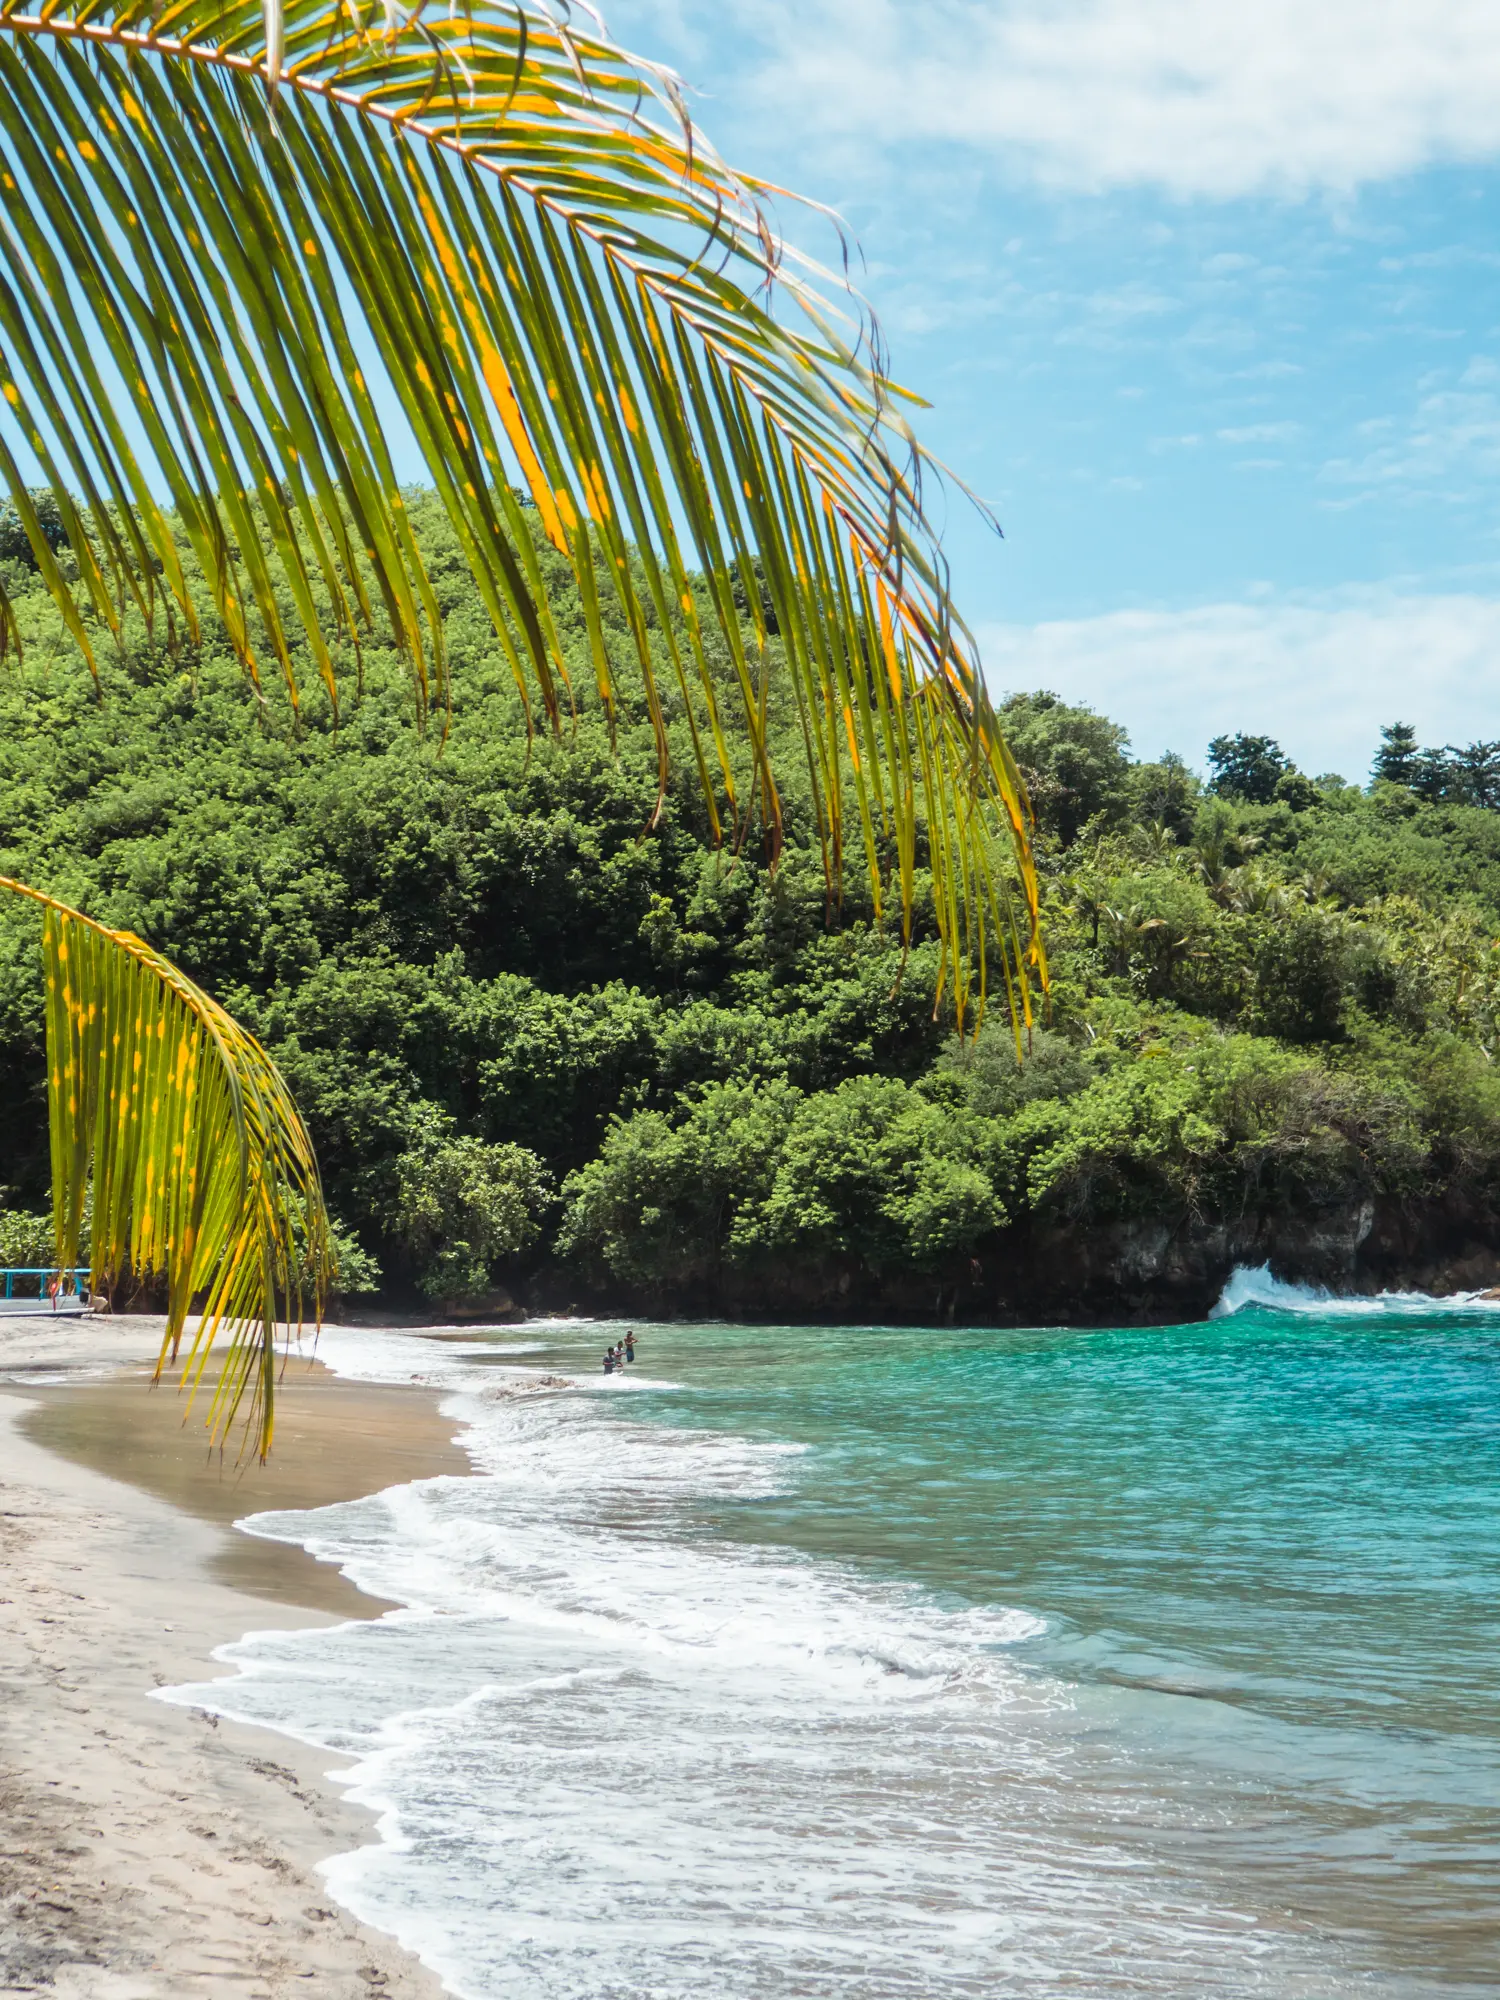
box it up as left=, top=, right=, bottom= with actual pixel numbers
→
left=0, top=1203, right=62, bottom=1269
left=6, top=516, right=1500, bottom=1313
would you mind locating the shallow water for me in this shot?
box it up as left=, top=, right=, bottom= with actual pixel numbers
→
left=164, top=1276, right=1500, bottom=1998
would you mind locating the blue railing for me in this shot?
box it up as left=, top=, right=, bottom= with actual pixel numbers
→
left=1, top=1266, right=91, bottom=1301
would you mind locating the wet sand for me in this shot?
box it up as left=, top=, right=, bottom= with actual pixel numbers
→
left=20, top=1356, right=469, bottom=1617
left=0, top=1315, right=466, bottom=1998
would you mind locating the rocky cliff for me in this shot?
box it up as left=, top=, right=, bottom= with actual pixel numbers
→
left=531, top=1193, right=1500, bottom=1326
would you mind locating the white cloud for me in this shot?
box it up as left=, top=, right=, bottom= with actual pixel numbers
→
left=979, top=594, right=1500, bottom=778
left=638, top=0, right=1500, bottom=199
left=1217, top=423, right=1299, bottom=444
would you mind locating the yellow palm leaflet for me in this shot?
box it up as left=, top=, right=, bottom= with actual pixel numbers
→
left=2, top=875, right=332, bottom=1461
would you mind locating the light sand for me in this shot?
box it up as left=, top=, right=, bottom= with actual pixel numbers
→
left=0, top=1315, right=467, bottom=1998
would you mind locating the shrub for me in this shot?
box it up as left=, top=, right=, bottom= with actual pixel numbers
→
left=0, top=1207, right=56, bottom=1267
left=388, top=1107, right=552, bottom=1302
left=556, top=1081, right=801, bottom=1291
left=754, top=1077, right=1004, bottom=1267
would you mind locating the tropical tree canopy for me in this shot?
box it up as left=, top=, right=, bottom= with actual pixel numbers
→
left=0, top=0, right=1044, bottom=1449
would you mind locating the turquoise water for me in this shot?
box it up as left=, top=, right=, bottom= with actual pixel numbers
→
left=623, top=1292, right=1500, bottom=1976
left=169, top=1281, right=1500, bottom=1997
left=650, top=1297, right=1500, bottom=1732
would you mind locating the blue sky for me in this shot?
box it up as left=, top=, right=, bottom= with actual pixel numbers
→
left=608, top=0, right=1500, bottom=781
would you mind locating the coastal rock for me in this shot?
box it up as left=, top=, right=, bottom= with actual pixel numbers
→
left=531, top=1190, right=1500, bottom=1326
left=430, top=1287, right=525, bottom=1324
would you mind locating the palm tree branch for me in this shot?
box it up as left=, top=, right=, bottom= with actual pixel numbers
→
left=0, top=1, right=1043, bottom=1028
left=0, top=873, right=333, bottom=1459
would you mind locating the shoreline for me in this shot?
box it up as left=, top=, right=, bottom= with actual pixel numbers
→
left=19, top=1341, right=470, bottom=1619
left=0, top=1315, right=467, bottom=1999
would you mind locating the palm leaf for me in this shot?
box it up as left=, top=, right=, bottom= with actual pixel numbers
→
left=0, top=875, right=331, bottom=1460
left=0, top=0, right=1045, bottom=1028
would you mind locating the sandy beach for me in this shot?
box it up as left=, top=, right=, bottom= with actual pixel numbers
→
left=0, top=1314, right=466, bottom=1999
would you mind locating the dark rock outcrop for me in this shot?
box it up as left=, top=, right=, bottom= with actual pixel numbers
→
left=531, top=1193, right=1500, bottom=1326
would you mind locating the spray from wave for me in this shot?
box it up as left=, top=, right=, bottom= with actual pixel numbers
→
left=1210, top=1261, right=1500, bottom=1318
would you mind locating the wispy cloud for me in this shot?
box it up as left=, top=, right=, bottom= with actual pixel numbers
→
left=979, top=593, right=1500, bottom=778
left=1321, top=358, right=1500, bottom=503
left=627, top=0, right=1500, bottom=200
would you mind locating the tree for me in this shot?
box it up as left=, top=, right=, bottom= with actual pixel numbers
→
left=1389, top=737, right=1500, bottom=808
left=0, top=0, right=1043, bottom=1449
left=1447, top=742, right=1500, bottom=810
left=1128, top=752, right=1199, bottom=839
left=1273, top=769, right=1320, bottom=812
left=999, top=691, right=1132, bottom=845
left=1373, top=723, right=1420, bottom=788
left=0, top=488, right=67, bottom=566
left=1207, top=733, right=1290, bottom=805
left=1410, top=747, right=1457, bottom=803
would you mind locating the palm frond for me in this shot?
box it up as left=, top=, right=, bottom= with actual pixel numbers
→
left=0, top=0, right=1044, bottom=1026
left=0, top=874, right=332, bottom=1460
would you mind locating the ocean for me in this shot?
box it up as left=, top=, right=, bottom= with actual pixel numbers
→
left=162, top=1271, right=1500, bottom=1998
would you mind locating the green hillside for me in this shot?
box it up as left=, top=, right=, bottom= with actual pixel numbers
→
left=5, top=496, right=1499, bottom=1316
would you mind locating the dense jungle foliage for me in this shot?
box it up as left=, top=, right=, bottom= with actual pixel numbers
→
left=4, top=495, right=1500, bottom=1311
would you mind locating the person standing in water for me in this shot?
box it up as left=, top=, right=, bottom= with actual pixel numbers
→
left=603, top=1347, right=615, bottom=1375
left=624, top=1331, right=636, bottom=1364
